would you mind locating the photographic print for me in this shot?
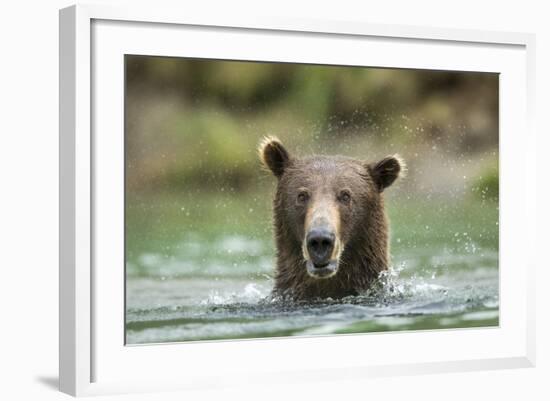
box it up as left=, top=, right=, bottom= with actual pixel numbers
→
left=125, top=56, right=499, bottom=344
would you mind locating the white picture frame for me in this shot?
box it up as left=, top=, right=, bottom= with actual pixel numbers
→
left=59, top=4, right=536, bottom=397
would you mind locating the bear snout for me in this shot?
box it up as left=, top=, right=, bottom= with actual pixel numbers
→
left=306, top=228, right=335, bottom=268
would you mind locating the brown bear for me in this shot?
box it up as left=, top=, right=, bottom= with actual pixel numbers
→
left=259, top=136, right=404, bottom=300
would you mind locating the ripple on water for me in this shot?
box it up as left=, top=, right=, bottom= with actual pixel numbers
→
left=126, top=258, right=499, bottom=344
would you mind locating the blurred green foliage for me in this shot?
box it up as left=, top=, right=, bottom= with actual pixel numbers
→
left=125, top=56, right=498, bottom=194
left=471, top=165, right=499, bottom=201
left=163, top=110, right=256, bottom=189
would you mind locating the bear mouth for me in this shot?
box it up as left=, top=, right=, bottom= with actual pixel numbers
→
left=306, top=260, right=339, bottom=279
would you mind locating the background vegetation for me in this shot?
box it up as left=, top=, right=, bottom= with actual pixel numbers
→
left=125, top=56, right=498, bottom=201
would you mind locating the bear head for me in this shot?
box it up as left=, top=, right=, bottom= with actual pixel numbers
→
left=259, top=136, right=404, bottom=299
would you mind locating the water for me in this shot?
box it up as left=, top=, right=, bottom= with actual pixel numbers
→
left=126, top=193, right=498, bottom=344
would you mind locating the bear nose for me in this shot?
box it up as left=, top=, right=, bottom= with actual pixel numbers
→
left=306, top=228, right=335, bottom=267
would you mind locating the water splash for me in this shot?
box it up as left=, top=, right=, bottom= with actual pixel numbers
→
left=126, top=233, right=498, bottom=344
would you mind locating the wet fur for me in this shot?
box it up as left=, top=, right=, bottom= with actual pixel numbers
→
left=260, top=138, right=403, bottom=300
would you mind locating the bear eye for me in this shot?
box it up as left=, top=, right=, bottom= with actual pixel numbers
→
left=296, top=190, right=310, bottom=205
left=338, top=190, right=351, bottom=204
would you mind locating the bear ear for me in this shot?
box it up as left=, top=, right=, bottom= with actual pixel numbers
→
left=368, top=154, right=405, bottom=192
left=258, top=136, right=291, bottom=178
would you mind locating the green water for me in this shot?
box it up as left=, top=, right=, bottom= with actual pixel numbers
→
left=125, top=191, right=498, bottom=344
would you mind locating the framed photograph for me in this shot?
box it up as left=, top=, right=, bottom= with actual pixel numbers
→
left=59, top=4, right=536, bottom=396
